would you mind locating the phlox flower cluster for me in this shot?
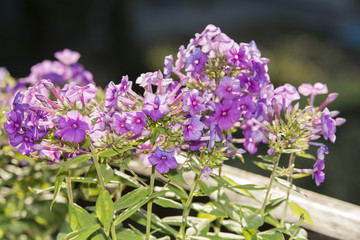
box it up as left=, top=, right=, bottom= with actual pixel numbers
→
left=3, top=25, right=345, bottom=186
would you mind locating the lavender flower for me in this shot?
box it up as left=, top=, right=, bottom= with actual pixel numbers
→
left=211, top=99, right=241, bottom=130
left=111, top=112, right=130, bottom=135
left=183, top=117, right=205, bottom=141
left=142, top=93, right=169, bottom=121
left=185, top=48, right=208, bottom=74
left=321, top=108, right=336, bottom=143
left=65, top=84, right=97, bottom=106
left=54, top=49, right=80, bottom=65
left=9, top=129, right=35, bottom=155
left=4, top=111, right=23, bottom=135
left=56, top=110, right=92, bottom=143
left=298, top=83, right=328, bottom=105
left=312, top=159, right=325, bottom=186
left=200, top=166, right=213, bottom=180
left=215, top=76, right=241, bottom=99
left=127, top=112, right=147, bottom=134
left=225, top=43, right=248, bottom=68
left=273, top=83, right=300, bottom=109
left=182, top=89, right=206, bottom=116
left=148, top=147, right=178, bottom=174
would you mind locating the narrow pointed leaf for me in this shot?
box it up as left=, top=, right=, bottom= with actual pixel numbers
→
left=61, top=154, right=91, bottom=166
left=50, top=166, right=66, bottom=210
left=114, top=187, right=150, bottom=210
left=96, top=190, right=114, bottom=234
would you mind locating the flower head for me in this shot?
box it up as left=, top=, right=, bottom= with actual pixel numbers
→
left=312, top=159, right=325, bottom=186
left=211, top=99, right=241, bottom=130
left=127, top=112, right=147, bottom=134
left=54, top=49, right=81, bottom=65
left=148, top=147, right=178, bottom=174
left=182, top=89, right=206, bottom=116
left=321, top=108, right=336, bottom=143
left=200, top=166, right=213, bottom=180
left=111, top=112, right=130, bottom=135
left=225, top=43, right=248, bottom=68
left=185, top=48, right=208, bottom=74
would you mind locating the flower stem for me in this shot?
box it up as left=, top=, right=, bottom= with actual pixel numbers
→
left=214, top=166, right=222, bottom=234
left=280, top=153, right=296, bottom=227
left=111, top=222, right=117, bottom=240
left=180, top=173, right=200, bottom=239
left=65, top=166, right=74, bottom=205
left=90, top=144, right=106, bottom=191
left=145, top=166, right=155, bottom=240
left=260, top=157, right=280, bottom=215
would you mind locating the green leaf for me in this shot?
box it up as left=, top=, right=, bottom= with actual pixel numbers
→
left=68, top=204, right=97, bottom=231
left=114, top=187, right=150, bottom=210
left=96, top=190, right=114, bottom=234
left=289, top=202, right=314, bottom=225
left=206, top=232, right=245, bottom=239
left=275, top=178, right=307, bottom=196
left=166, top=167, right=188, bottom=185
left=281, top=149, right=301, bottom=154
left=98, top=146, right=135, bottom=158
left=71, top=177, right=97, bottom=184
left=242, top=214, right=264, bottom=230
left=192, top=202, right=227, bottom=218
left=99, top=163, right=114, bottom=184
left=113, top=169, right=142, bottom=188
left=295, top=152, right=315, bottom=160
left=116, top=228, right=143, bottom=240
left=167, top=183, right=188, bottom=200
left=198, top=180, right=210, bottom=196
left=264, top=197, right=286, bottom=215
left=59, top=223, right=101, bottom=240
left=113, top=198, right=148, bottom=226
left=50, top=167, right=66, bottom=210
left=186, top=218, right=210, bottom=237
left=61, top=154, right=91, bottom=166
left=258, top=230, right=285, bottom=240
left=258, top=155, right=279, bottom=163
left=154, top=197, right=183, bottom=209
left=150, top=127, right=160, bottom=146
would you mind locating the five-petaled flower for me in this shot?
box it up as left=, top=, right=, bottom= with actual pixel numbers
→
left=148, top=147, right=178, bottom=174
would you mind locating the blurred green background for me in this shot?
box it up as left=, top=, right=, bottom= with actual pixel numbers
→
left=1, top=0, right=359, bottom=206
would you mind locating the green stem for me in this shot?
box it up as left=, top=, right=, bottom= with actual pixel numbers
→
left=260, top=158, right=280, bottom=216
left=90, top=144, right=106, bottom=191
left=214, top=166, right=222, bottom=234
left=66, top=167, right=74, bottom=205
left=146, top=166, right=155, bottom=240
left=280, top=153, right=296, bottom=227
left=111, top=222, right=117, bottom=240
left=180, top=173, right=200, bottom=240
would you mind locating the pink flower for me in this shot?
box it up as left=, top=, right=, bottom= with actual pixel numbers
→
left=54, top=49, right=81, bottom=65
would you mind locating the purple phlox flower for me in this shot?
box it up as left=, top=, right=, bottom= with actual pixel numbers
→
left=211, top=99, right=241, bottom=130
left=127, top=111, right=147, bottom=135
left=239, top=94, right=257, bottom=120
left=25, top=111, right=49, bottom=141
left=65, top=84, right=97, bottom=106
left=55, top=110, right=92, bottom=143
left=4, top=111, right=23, bottom=135
left=136, top=70, right=163, bottom=92
left=250, top=57, right=270, bottom=84
left=164, top=55, right=173, bottom=79
left=175, top=45, right=186, bottom=71
left=182, top=89, right=206, bottom=116
left=253, top=99, right=269, bottom=122
left=243, top=122, right=267, bottom=154
left=298, top=83, right=328, bottom=105
left=215, top=76, right=241, bottom=99
left=187, top=140, right=207, bottom=151
left=30, top=60, right=72, bottom=85
left=207, top=122, right=223, bottom=152
left=88, top=108, right=108, bottom=140
left=200, top=166, right=213, bottom=180
left=246, top=41, right=262, bottom=58
left=273, top=83, right=300, bottom=110
left=183, top=117, right=205, bottom=141
left=9, top=129, right=35, bottom=155
left=226, top=42, right=248, bottom=68
left=318, top=93, right=339, bottom=111
left=321, top=108, right=336, bottom=143
left=335, top=117, right=346, bottom=126
left=119, top=75, right=132, bottom=92
left=185, top=48, right=208, bottom=74
left=71, top=63, right=94, bottom=85
left=0, top=67, right=7, bottom=81
left=317, top=145, right=329, bottom=160
left=54, top=49, right=80, bottom=65
left=38, top=141, right=62, bottom=164
left=105, top=81, right=121, bottom=110
left=137, top=140, right=152, bottom=166
left=148, top=147, right=178, bottom=174
left=111, top=112, right=130, bottom=135
left=312, top=159, right=325, bottom=186
left=142, top=93, right=169, bottom=121
left=23, top=79, right=51, bottom=105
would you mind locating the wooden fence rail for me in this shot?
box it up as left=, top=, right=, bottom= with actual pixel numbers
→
left=129, top=160, right=360, bottom=240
